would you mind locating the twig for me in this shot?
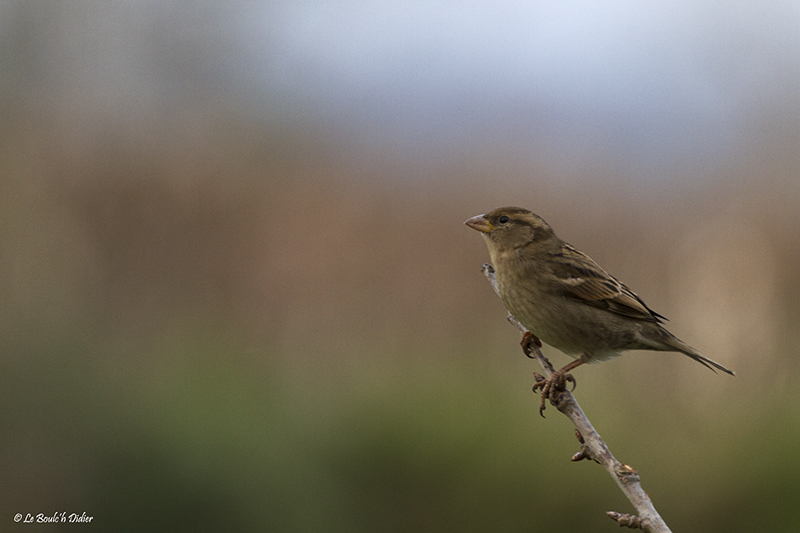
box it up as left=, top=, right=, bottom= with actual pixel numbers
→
left=482, top=264, right=672, bottom=533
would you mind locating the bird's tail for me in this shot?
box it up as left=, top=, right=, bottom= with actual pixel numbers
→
left=656, top=329, right=735, bottom=376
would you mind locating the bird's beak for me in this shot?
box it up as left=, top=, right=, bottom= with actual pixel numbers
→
left=464, top=214, right=493, bottom=233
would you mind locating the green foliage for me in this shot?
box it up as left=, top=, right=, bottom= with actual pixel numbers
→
left=3, top=330, right=800, bottom=532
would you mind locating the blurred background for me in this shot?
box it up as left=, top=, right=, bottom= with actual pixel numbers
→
left=2, top=0, right=799, bottom=531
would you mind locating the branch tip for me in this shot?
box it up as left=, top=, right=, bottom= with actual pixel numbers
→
left=606, top=511, right=645, bottom=529
left=571, top=451, right=587, bottom=462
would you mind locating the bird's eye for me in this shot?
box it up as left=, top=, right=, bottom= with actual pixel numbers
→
left=498, top=215, right=510, bottom=224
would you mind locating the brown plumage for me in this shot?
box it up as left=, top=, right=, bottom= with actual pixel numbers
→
left=466, top=206, right=733, bottom=411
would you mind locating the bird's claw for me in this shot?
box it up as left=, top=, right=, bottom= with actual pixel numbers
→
left=532, top=370, right=576, bottom=417
left=520, top=331, right=542, bottom=358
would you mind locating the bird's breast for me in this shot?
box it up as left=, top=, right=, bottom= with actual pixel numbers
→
left=494, top=258, right=603, bottom=358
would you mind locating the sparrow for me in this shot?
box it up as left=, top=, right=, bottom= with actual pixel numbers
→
left=465, top=207, right=734, bottom=412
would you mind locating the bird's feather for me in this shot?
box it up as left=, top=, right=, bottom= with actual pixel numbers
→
left=549, top=243, right=667, bottom=324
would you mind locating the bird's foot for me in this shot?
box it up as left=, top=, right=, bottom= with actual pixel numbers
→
left=532, top=369, right=577, bottom=417
left=520, top=331, right=542, bottom=357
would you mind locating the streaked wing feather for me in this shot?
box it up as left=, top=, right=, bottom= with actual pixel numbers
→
left=550, top=243, right=665, bottom=324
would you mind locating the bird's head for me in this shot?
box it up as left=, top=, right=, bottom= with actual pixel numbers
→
left=464, top=207, right=555, bottom=258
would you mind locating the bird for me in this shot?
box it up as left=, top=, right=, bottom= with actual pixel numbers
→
left=465, top=206, right=734, bottom=413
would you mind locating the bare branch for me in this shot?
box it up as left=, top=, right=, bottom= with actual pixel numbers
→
left=482, top=264, right=672, bottom=533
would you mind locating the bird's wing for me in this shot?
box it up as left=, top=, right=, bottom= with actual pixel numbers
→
left=549, top=243, right=666, bottom=324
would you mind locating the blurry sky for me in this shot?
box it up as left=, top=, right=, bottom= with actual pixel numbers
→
left=266, top=0, right=800, bottom=166
left=3, top=0, right=800, bottom=180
